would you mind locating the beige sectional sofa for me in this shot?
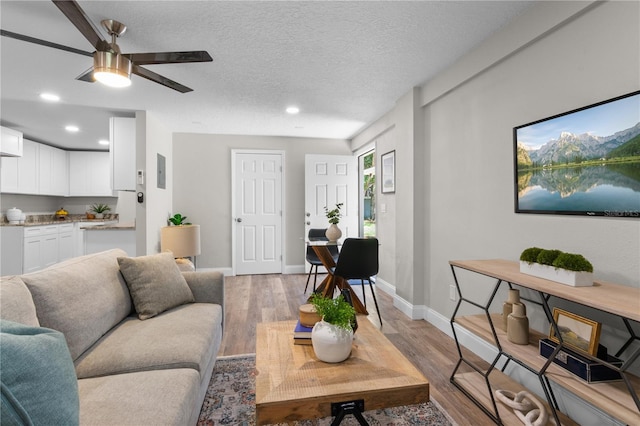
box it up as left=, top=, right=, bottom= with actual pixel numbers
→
left=0, top=249, right=224, bottom=425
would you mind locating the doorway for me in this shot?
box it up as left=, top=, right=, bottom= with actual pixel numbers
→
left=231, top=150, right=284, bottom=275
left=359, top=149, right=376, bottom=237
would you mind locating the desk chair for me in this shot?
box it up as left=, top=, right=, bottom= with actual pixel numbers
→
left=304, top=228, right=339, bottom=293
left=333, top=237, right=382, bottom=325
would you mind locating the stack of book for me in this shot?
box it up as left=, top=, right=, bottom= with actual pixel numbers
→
left=293, top=320, right=313, bottom=345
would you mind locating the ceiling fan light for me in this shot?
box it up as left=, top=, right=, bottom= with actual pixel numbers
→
left=94, top=51, right=132, bottom=88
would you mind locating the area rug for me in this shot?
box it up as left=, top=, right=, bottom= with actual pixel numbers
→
left=198, top=354, right=454, bottom=426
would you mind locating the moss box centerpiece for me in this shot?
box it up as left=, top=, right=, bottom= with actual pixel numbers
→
left=519, top=247, right=594, bottom=287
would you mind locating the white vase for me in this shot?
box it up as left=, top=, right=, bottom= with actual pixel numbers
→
left=94, top=213, right=104, bottom=219
left=311, top=320, right=353, bottom=363
left=520, top=261, right=593, bottom=287
left=325, top=224, right=342, bottom=242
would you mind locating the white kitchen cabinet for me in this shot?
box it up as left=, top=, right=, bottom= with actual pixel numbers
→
left=3, top=223, right=76, bottom=274
left=39, top=144, right=68, bottom=196
left=0, top=139, right=39, bottom=194
left=110, top=117, right=136, bottom=191
left=23, top=225, right=59, bottom=273
left=58, top=223, right=75, bottom=262
left=68, top=151, right=112, bottom=196
left=0, top=126, right=23, bottom=157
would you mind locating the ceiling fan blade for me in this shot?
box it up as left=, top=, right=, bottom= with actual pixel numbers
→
left=132, top=65, right=193, bottom=93
left=0, top=29, right=93, bottom=57
left=124, top=51, right=213, bottom=65
left=52, top=0, right=109, bottom=51
left=76, top=67, right=95, bottom=82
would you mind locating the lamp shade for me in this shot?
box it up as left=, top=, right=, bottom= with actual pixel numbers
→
left=161, top=225, right=201, bottom=258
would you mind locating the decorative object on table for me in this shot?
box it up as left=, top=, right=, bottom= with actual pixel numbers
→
left=539, top=338, right=623, bottom=382
left=507, top=303, right=529, bottom=345
left=519, top=247, right=594, bottom=287
left=309, top=293, right=356, bottom=363
left=381, top=150, right=395, bottom=193
left=160, top=218, right=201, bottom=270
left=502, top=288, right=520, bottom=331
left=548, top=307, right=601, bottom=356
left=55, top=207, right=68, bottom=220
left=324, top=203, right=343, bottom=242
left=495, top=389, right=549, bottom=426
left=298, top=303, right=321, bottom=327
left=89, top=203, right=111, bottom=219
left=6, top=207, right=22, bottom=224
left=293, top=319, right=313, bottom=345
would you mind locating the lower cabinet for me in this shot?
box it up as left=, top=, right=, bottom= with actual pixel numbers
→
left=2, top=224, right=75, bottom=275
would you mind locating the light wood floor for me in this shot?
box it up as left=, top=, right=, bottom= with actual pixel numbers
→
left=218, top=273, right=495, bottom=426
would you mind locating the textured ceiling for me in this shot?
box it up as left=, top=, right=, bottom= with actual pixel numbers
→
left=0, top=1, right=533, bottom=150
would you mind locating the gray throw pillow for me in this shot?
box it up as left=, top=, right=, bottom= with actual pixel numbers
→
left=117, top=252, right=195, bottom=320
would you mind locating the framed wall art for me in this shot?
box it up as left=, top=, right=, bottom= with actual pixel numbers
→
left=549, top=308, right=601, bottom=356
left=381, top=150, right=395, bottom=193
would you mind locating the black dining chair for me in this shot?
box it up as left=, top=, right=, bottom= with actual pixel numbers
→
left=304, top=228, right=339, bottom=293
left=333, top=237, right=382, bottom=325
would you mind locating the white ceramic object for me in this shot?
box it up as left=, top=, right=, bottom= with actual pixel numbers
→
left=520, top=261, right=593, bottom=287
left=325, top=224, right=342, bottom=242
left=6, top=207, right=22, bottom=224
left=311, top=320, right=353, bottom=363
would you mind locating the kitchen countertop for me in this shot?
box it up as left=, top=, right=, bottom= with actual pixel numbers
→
left=1, top=214, right=120, bottom=227
left=81, top=222, right=135, bottom=230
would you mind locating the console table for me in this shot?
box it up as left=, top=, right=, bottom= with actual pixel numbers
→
left=449, top=259, right=640, bottom=425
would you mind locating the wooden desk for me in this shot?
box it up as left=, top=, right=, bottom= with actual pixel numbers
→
left=308, top=242, right=368, bottom=315
left=255, top=319, right=429, bottom=425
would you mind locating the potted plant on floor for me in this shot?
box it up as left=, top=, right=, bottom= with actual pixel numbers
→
left=519, top=247, right=593, bottom=287
left=324, top=203, right=343, bottom=242
left=309, top=293, right=356, bottom=363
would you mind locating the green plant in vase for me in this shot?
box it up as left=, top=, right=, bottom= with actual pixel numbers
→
left=168, top=213, right=191, bottom=226
left=309, top=292, right=356, bottom=331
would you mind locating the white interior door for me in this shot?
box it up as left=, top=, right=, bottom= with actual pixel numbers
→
left=233, top=151, right=283, bottom=275
left=304, top=154, right=358, bottom=271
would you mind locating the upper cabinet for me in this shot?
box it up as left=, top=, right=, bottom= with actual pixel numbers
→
left=0, top=126, right=24, bottom=157
left=110, top=117, right=136, bottom=191
left=38, top=144, right=68, bottom=196
left=1, top=139, right=39, bottom=194
left=68, top=151, right=112, bottom=196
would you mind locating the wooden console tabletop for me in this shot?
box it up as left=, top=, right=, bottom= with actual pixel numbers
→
left=450, top=259, right=640, bottom=321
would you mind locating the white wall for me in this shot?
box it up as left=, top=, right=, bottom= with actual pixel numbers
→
left=135, top=111, right=173, bottom=255
left=172, top=133, right=351, bottom=270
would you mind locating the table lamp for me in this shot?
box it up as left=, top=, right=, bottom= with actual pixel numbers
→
left=161, top=225, right=201, bottom=270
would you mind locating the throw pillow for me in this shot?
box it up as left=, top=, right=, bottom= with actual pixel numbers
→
left=118, top=252, right=195, bottom=320
left=0, top=320, right=79, bottom=426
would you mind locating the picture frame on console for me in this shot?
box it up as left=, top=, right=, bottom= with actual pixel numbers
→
left=514, top=90, right=640, bottom=218
left=549, top=308, right=601, bottom=356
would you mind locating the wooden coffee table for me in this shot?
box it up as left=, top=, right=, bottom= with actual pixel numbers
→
left=255, top=319, right=430, bottom=425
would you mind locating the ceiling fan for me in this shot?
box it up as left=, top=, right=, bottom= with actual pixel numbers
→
left=0, top=0, right=212, bottom=93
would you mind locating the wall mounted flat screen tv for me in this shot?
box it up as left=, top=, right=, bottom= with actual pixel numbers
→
left=514, top=90, right=640, bottom=218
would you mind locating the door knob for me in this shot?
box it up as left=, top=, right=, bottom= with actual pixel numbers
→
left=306, top=221, right=310, bottom=225
left=236, top=218, right=242, bottom=223
left=305, top=212, right=310, bottom=217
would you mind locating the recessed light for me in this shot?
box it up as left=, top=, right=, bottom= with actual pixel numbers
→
left=40, top=93, right=60, bottom=102
left=286, top=106, right=300, bottom=114
left=98, top=139, right=110, bottom=146
left=65, top=125, right=79, bottom=133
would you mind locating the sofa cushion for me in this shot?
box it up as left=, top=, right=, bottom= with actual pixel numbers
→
left=117, top=252, right=195, bottom=320
left=74, top=303, right=222, bottom=380
left=20, top=249, right=132, bottom=360
left=0, top=320, right=79, bottom=426
left=78, top=368, right=199, bottom=426
left=0, top=276, right=39, bottom=327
